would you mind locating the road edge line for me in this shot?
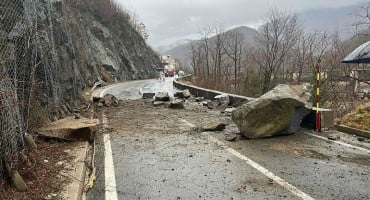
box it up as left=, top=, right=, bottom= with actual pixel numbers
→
left=307, top=133, right=370, bottom=154
left=206, top=134, right=316, bottom=200
left=104, top=134, right=118, bottom=200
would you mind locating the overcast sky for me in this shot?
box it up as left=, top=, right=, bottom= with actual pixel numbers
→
left=115, top=0, right=367, bottom=48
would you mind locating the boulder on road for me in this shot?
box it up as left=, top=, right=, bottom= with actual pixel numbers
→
left=38, top=117, right=98, bottom=141
left=170, top=99, right=185, bottom=109
left=214, top=94, right=230, bottom=106
left=142, top=92, right=155, bottom=99
left=103, top=94, right=119, bottom=107
left=232, top=84, right=311, bottom=139
left=155, top=92, right=170, bottom=101
left=206, top=101, right=219, bottom=109
left=174, top=89, right=192, bottom=99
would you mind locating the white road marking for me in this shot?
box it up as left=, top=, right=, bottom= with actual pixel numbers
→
left=104, top=134, right=118, bottom=200
left=307, top=133, right=370, bottom=154
left=180, top=119, right=315, bottom=200
left=181, top=119, right=197, bottom=128
left=207, top=135, right=316, bottom=200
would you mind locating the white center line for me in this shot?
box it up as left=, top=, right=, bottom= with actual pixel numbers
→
left=307, top=133, right=370, bottom=154
left=180, top=119, right=315, bottom=200
left=104, top=134, right=118, bottom=200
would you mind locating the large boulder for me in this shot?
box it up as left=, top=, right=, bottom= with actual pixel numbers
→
left=232, top=84, right=311, bottom=139
left=214, top=94, right=230, bottom=106
left=174, top=89, right=192, bottom=99
left=37, top=117, right=99, bottom=141
left=103, top=94, right=119, bottom=107
left=170, top=99, right=185, bottom=109
left=155, top=92, right=170, bottom=101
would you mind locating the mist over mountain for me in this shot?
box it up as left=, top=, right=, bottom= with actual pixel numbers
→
left=164, top=26, right=257, bottom=64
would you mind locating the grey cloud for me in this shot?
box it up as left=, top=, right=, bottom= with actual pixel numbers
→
left=116, top=0, right=367, bottom=47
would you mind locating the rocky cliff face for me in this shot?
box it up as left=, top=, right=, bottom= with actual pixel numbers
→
left=1, top=0, right=161, bottom=129
left=13, top=0, right=159, bottom=108
left=44, top=0, right=160, bottom=90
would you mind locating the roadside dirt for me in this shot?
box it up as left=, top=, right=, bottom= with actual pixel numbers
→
left=336, top=102, right=370, bottom=131
left=0, top=139, right=76, bottom=200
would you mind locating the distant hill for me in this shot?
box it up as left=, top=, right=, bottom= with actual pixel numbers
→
left=164, top=26, right=257, bottom=65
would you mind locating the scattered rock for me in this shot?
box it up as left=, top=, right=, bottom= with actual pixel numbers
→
left=38, top=117, right=98, bottom=141
left=328, top=135, right=340, bottom=140
left=73, top=113, right=81, bottom=119
left=103, top=94, right=119, bottom=107
left=155, top=92, right=170, bottom=101
left=225, top=133, right=237, bottom=141
left=195, top=97, right=205, bottom=102
left=153, top=101, right=167, bottom=107
left=142, top=92, right=155, bottom=99
left=214, top=94, right=230, bottom=106
left=232, top=84, right=311, bottom=139
left=207, top=101, right=219, bottom=109
left=170, top=99, right=185, bottom=109
left=92, top=96, right=102, bottom=102
left=174, top=89, right=192, bottom=99
left=97, top=102, right=104, bottom=107
left=225, top=107, right=237, bottom=113
left=201, top=121, right=226, bottom=131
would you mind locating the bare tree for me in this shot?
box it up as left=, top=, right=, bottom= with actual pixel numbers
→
left=352, top=2, right=370, bottom=36
left=252, top=9, right=301, bottom=93
left=223, top=29, right=245, bottom=91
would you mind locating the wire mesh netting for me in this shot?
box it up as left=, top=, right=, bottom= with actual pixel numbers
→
left=0, top=0, right=71, bottom=179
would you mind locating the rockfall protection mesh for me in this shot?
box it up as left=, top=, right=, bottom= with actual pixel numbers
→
left=0, top=0, right=67, bottom=178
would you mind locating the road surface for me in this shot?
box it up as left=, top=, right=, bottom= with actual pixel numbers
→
left=87, top=78, right=370, bottom=200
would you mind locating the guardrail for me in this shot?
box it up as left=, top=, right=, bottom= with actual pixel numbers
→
left=173, top=75, right=254, bottom=107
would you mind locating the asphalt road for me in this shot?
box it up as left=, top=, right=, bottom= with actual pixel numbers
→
left=87, top=78, right=370, bottom=200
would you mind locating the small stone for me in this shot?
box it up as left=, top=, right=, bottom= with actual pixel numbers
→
left=358, top=137, right=365, bottom=142
left=226, top=159, right=231, bottom=163
left=224, top=107, right=236, bottom=113
left=195, top=97, right=204, bottom=102
left=327, top=135, right=337, bottom=140
left=207, top=101, right=219, bottom=109
left=201, top=121, right=226, bottom=131
left=97, top=102, right=104, bottom=107
left=44, top=160, right=49, bottom=163
left=170, top=99, right=185, bottom=109
left=225, top=133, right=237, bottom=141
left=152, top=101, right=166, bottom=107
left=64, top=149, right=71, bottom=153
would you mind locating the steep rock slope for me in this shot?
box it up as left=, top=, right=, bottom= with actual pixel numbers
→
left=0, top=0, right=160, bottom=174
